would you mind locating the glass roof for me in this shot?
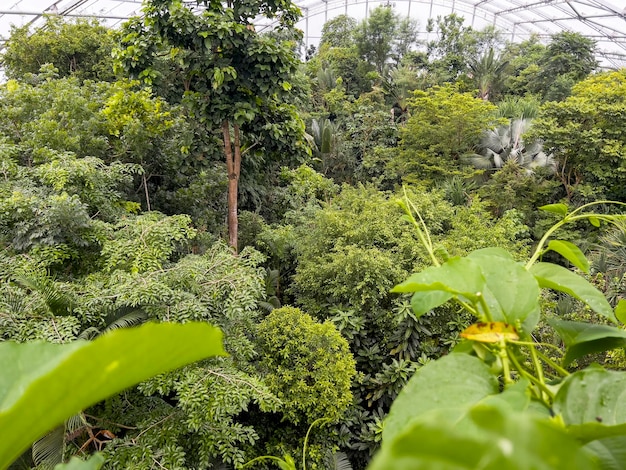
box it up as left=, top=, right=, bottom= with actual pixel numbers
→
left=1, top=0, right=625, bottom=68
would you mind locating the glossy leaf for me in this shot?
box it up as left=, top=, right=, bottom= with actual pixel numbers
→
left=585, top=436, right=626, bottom=470
left=0, top=322, right=226, bottom=467
left=548, top=318, right=626, bottom=366
left=467, top=248, right=541, bottom=331
left=392, top=257, right=486, bottom=317
left=554, top=367, right=626, bottom=443
left=530, top=262, right=616, bottom=323
left=546, top=240, right=590, bottom=273
left=539, top=203, right=568, bottom=217
left=372, top=405, right=596, bottom=470
left=588, top=216, right=601, bottom=228
left=382, top=353, right=498, bottom=443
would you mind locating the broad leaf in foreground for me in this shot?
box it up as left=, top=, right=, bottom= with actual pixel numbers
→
left=0, top=322, right=225, bottom=467
left=530, top=263, right=616, bottom=323
left=382, top=354, right=498, bottom=443
left=392, top=257, right=486, bottom=318
left=554, top=367, right=626, bottom=443
left=371, top=405, right=596, bottom=470
left=546, top=240, right=590, bottom=273
left=548, top=318, right=626, bottom=366
left=467, top=248, right=540, bottom=331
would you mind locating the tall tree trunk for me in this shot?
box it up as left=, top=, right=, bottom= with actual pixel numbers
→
left=223, top=120, right=242, bottom=252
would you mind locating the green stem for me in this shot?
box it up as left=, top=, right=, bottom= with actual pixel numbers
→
left=534, top=348, right=570, bottom=377
left=401, top=187, right=440, bottom=267
left=303, top=418, right=331, bottom=470
left=526, top=219, right=566, bottom=269
left=507, top=349, right=554, bottom=401
left=476, top=293, right=492, bottom=322
left=499, top=340, right=513, bottom=386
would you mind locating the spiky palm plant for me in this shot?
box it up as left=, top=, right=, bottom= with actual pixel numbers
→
left=468, top=118, right=555, bottom=174
left=468, top=48, right=509, bottom=101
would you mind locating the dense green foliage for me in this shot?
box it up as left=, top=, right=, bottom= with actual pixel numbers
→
left=1, top=5, right=625, bottom=470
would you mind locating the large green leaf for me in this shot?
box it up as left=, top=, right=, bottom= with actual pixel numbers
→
left=585, top=436, right=626, bottom=470
left=548, top=319, right=626, bottom=366
left=467, top=248, right=541, bottom=331
left=530, top=263, right=616, bottom=323
left=546, top=240, right=590, bottom=273
left=371, top=405, right=596, bottom=470
left=554, top=367, right=626, bottom=443
left=382, top=354, right=498, bottom=443
left=392, top=258, right=486, bottom=318
left=0, top=322, right=225, bottom=467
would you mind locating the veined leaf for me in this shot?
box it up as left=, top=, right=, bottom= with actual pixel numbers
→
left=382, top=354, right=498, bottom=443
left=548, top=318, right=626, bottom=366
left=584, top=436, right=626, bottom=470
left=0, top=322, right=226, bottom=467
left=530, top=263, right=616, bottom=323
left=467, top=248, right=541, bottom=331
left=546, top=240, right=590, bottom=273
left=554, top=367, right=626, bottom=443
left=373, top=405, right=595, bottom=470
left=539, top=203, right=568, bottom=217
left=392, top=257, right=486, bottom=318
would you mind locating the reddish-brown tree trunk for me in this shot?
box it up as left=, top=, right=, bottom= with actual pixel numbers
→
left=222, top=120, right=242, bottom=252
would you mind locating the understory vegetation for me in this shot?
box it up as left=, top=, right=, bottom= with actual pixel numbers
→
left=1, top=1, right=626, bottom=469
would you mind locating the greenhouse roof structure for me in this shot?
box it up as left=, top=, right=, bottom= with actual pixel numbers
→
left=1, top=0, right=626, bottom=68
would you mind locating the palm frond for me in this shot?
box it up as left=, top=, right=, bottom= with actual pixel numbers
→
left=32, top=425, right=64, bottom=469
left=103, top=309, right=147, bottom=333
left=77, top=327, right=101, bottom=340
left=325, top=451, right=353, bottom=470
left=13, top=269, right=74, bottom=317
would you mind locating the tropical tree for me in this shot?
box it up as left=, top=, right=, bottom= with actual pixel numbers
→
left=115, top=0, right=309, bottom=251
left=390, top=84, right=500, bottom=184
left=354, top=6, right=418, bottom=73
left=535, top=31, right=598, bottom=101
left=468, top=48, right=509, bottom=101
left=320, top=14, right=358, bottom=48
left=531, top=69, right=626, bottom=201
left=1, top=16, right=115, bottom=82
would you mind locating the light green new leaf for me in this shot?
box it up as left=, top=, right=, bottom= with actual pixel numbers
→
left=548, top=319, right=626, bottom=366
left=539, top=203, right=568, bottom=217
left=554, top=367, right=626, bottom=443
left=392, top=257, right=486, bottom=318
left=467, top=248, right=541, bottom=331
left=530, top=263, right=616, bottom=323
left=0, top=322, right=226, bottom=467
left=589, top=216, right=601, bottom=228
left=372, top=405, right=596, bottom=470
left=546, top=240, right=590, bottom=273
left=382, top=354, right=498, bottom=443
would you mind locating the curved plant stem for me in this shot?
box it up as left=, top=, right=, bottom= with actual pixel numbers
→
left=534, top=348, right=570, bottom=377
left=303, top=418, right=331, bottom=470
